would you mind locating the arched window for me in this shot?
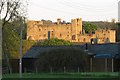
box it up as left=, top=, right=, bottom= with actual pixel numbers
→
left=72, top=35, right=75, bottom=40
left=39, top=27, right=42, bottom=31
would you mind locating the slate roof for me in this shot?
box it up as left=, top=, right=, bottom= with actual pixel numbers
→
left=87, top=43, right=120, bottom=58
left=23, top=45, right=84, bottom=58
left=23, top=43, right=120, bottom=59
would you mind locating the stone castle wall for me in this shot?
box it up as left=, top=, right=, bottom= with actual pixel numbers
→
left=27, top=18, right=116, bottom=44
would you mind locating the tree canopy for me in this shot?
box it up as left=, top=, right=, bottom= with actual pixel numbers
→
left=82, top=22, right=97, bottom=34
left=36, top=38, right=73, bottom=46
left=35, top=48, right=88, bottom=72
left=2, top=22, right=20, bottom=59
left=0, top=0, right=27, bottom=26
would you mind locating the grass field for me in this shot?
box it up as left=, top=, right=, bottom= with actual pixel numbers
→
left=2, top=72, right=120, bottom=80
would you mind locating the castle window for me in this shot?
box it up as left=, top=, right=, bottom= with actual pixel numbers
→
left=83, top=38, right=86, bottom=42
left=60, top=33, right=62, bottom=37
left=80, top=31, right=81, bottom=34
left=44, top=34, right=46, bottom=37
left=67, top=35, right=69, bottom=37
left=102, top=39, right=104, bottom=42
left=72, top=35, right=75, bottom=40
left=39, top=29, right=41, bottom=31
left=67, top=27, right=69, bottom=29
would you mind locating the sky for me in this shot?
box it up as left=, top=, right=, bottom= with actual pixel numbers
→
left=28, top=0, right=120, bottom=22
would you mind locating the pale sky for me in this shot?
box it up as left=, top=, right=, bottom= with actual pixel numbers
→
left=28, top=0, right=120, bottom=22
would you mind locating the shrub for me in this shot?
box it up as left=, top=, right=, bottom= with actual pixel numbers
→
left=35, top=48, right=88, bottom=72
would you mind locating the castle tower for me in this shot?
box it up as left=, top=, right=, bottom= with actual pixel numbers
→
left=57, top=18, right=61, bottom=24
left=76, top=18, right=82, bottom=34
left=71, top=18, right=82, bottom=42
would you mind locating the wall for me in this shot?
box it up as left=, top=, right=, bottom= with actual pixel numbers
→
left=26, top=18, right=116, bottom=44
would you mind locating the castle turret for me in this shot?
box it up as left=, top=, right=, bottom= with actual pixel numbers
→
left=57, top=18, right=61, bottom=24
left=76, top=18, right=82, bottom=34
left=71, top=18, right=82, bottom=42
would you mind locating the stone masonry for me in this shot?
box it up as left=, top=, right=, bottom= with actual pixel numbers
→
left=27, top=18, right=116, bottom=44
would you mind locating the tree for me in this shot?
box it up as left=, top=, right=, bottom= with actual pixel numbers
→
left=2, top=22, right=20, bottom=59
left=2, top=22, right=20, bottom=73
left=82, top=22, right=97, bottom=34
left=35, top=48, right=88, bottom=72
left=41, top=19, right=52, bottom=25
left=0, top=0, right=27, bottom=26
left=36, top=38, right=73, bottom=46
left=12, top=17, right=27, bottom=39
left=1, top=0, right=28, bottom=73
left=62, top=20, right=66, bottom=24
left=111, top=18, right=116, bottom=23
left=22, top=40, right=35, bottom=56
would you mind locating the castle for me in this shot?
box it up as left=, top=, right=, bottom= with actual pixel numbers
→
left=27, top=18, right=116, bottom=44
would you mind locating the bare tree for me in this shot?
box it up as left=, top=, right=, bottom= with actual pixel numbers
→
left=0, top=0, right=28, bottom=26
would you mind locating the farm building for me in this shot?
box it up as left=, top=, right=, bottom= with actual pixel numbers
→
left=22, top=43, right=120, bottom=72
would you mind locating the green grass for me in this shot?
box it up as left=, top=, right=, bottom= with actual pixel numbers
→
left=2, top=72, right=119, bottom=79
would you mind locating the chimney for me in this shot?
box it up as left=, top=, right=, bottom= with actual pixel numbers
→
left=84, top=43, right=88, bottom=52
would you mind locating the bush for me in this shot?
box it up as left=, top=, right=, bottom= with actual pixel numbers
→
left=35, top=48, right=88, bottom=72
left=35, top=38, right=73, bottom=46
